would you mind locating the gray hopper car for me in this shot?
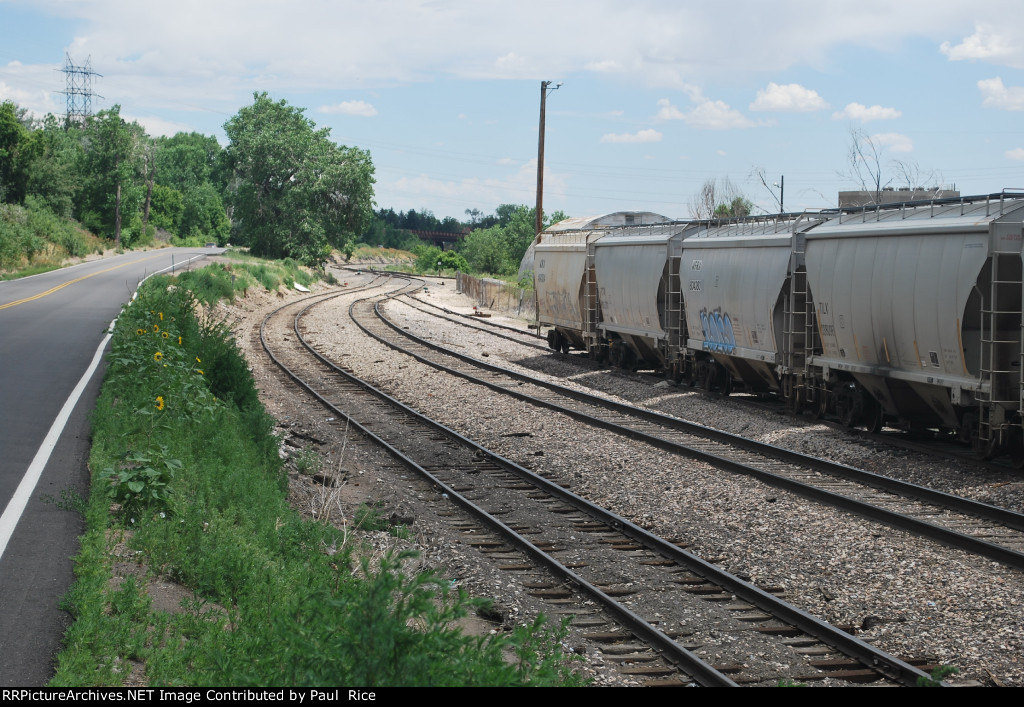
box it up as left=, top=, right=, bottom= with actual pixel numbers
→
left=526, top=192, right=1024, bottom=466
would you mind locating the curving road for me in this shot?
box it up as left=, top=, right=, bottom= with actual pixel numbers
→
left=0, top=248, right=220, bottom=685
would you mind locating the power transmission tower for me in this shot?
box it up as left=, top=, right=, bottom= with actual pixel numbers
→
left=61, top=53, right=102, bottom=126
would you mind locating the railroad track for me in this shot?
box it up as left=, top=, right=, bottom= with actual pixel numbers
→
left=397, top=280, right=1024, bottom=476
left=260, top=278, right=939, bottom=686
left=346, top=287, right=1024, bottom=574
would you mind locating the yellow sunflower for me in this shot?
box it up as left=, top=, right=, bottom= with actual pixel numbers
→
left=155, top=396, right=165, bottom=411
left=154, top=352, right=163, bottom=362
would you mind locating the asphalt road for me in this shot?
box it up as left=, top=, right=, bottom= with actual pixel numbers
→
left=0, top=248, right=219, bottom=686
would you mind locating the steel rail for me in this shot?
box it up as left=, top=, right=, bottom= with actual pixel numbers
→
left=260, top=281, right=736, bottom=686
left=323, top=282, right=932, bottom=686
left=358, top=293, right=1024, bottom=573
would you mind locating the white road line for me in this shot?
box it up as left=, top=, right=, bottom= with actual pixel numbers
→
left=0, top=253, right=210, bottom=561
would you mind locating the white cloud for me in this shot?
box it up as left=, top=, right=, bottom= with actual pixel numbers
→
left=319, top=100, right=378, bottom=117
left=1007, top=148, right=1024, bottom=161
left=941, top=23, right=1024, bottom=68
left=655, top=98, right=686, bottom=121
left=380, top=157, right=566, bottom=213
left=600, top=128, right=663, bottom=143
left=656, top=94, right=756, bottom=130
left=749, top=82, right=828, bottom=112
left=832, top=102, right=901, bottom=122
left=871, top=132, right=913, bottom=153
left=978, top=77, right=1024, bottom=110
left=682, top=99, right=756, bottom=130
left=126, top=114, right=195, bottom=138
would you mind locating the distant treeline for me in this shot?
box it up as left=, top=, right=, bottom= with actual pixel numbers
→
left=359, top=204, right=567, bottom=279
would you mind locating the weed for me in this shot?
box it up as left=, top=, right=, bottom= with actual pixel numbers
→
left=293, top=447, right=322, bottom=476
left=353, top=503, right=390, bottom=532
left=917, top=664, right=959, bottom=687
left=40, top=488, right=88, bottom=514
left=99, top=445, right=182, bottom=518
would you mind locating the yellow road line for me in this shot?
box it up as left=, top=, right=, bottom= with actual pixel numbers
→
left=0, top=255, right=164, bottom=311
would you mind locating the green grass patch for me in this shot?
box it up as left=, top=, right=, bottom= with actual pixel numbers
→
left=170, top=252, right=321, bottom=306
left=52, top=279, right=582, bottom=687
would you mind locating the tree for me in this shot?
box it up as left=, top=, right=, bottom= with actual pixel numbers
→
left=224, top=93, right=375, bottom=268
left=153, top=133, right=230, bottom=242
left=0, top=101, right=41, bottom=204
left=456, top=205, right=562, bottom=276
left=688, top=177, right=752, bottom=219
left=26, top=114, right=84, bottom=218
left=841, top=127, right=945, bottom=206
left=79, top=106, right=148, bottom=246
left=844, top=127, right=887, bottom=204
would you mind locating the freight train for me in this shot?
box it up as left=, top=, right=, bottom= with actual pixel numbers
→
left=523, top=192, right=1024, bottom=465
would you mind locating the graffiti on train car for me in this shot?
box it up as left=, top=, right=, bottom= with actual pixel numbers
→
left=700, top=309, right=736, bottom=353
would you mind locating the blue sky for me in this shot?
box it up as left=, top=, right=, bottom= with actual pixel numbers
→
left=2, top=0, right=1023, bottom=221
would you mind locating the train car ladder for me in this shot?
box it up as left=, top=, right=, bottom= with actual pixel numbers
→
left=978, top=250, right=1023, bottom=448
left=583, top=244, right=600, bottom=355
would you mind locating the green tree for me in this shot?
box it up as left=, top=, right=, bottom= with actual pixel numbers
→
left=148, top=184, right=185, bottom=232
left=153, top=132, right=230, bottom=242
left=0, top=101, right=41, bottom=205
left=456, top=204, right=562, bottom=276
left=79, top=106, right=148, bottom=246
left=26, top=115, right=84, bottom=218
left=714, top=196, right=753, bottom=218
left=224, top=92, right=375, bottom=267
left=689, top=177, right=753, bottom=219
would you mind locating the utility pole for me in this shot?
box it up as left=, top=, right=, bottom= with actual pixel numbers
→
left=535, top=80, right=561, bottom=235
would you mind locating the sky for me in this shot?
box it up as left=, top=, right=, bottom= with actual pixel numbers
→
left=2, top=0, right=1024, bottom=222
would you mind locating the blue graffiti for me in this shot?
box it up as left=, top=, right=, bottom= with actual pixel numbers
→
left=700, top=309, right=736, bottom=354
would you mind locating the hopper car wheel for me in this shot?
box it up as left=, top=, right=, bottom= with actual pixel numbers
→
left=784, top=376, right=803, bottom=414
left=865, top=399, right=884, bottom=434
left=836, top=384, right=860, bottom=428
left=1008, top=435, right=1024, bottom=469
left=1007, top=429, right=1024, bottom=469
left=788, top=388, right=804, bottom=414
left=814, top=388, right=829, bottom=419
left=970, top=425, right=997, bottom=461
left=700, top=362, right=716, bottom=393
left=546, top=330, right=559, bottom=351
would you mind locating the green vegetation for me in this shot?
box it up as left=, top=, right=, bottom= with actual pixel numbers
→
left=52, top=278, right=582, bottom=687
left=359, top=204, right=566, bottom=279
left=1, top=94, right=376, bottom=275
left=0, top=197, right=104, bottom=274
left=224, top=93, right=375, bottom=269
left=917, top=665, right=959, bottom=687
left=169, top=251, right=319, bottom=306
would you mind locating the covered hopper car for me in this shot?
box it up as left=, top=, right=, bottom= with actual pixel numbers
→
left=525, top=192, right=1024, bottom=465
